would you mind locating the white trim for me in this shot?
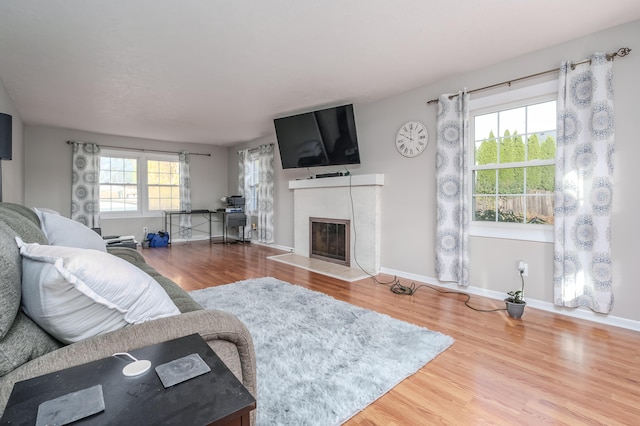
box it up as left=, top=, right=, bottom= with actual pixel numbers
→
left=379, top=267, right=640, bottom=332
left=469, top=80, right=558, bottom=109
left=471, top=222, right=553, bottom=243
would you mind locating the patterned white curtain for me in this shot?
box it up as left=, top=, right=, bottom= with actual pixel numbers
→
left=554, top=53, right=615, bottom=313
left=71, top=142, right=101, bottom=228
left=257, top=144, right=275, bottom=244
left=179, top=151, right=192, bottom=239
left=435, top=91, right=470, bottom=286
left=238, top=149, right=252, bottom=239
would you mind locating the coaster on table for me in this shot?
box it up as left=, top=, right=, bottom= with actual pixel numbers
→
left=36, top=384, right=105, bottom=426
left=155, top=353, right=211, bottom=388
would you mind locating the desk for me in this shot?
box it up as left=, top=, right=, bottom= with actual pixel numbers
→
left=0, top=334, right=256, bottom=425
left=164, top=210, right=213, bottom=244
left=211, top=210, right=247, bottom=244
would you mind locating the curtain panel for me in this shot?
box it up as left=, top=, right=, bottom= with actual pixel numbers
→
left=70, top=142, right=101, bottom=228
left=554, top=53, right=615, bottom=313
left=257, top=144, right=275, bottom=244
left=178, top=151, right=192, bottom=239
left=435, top=91, right=470, bottom=286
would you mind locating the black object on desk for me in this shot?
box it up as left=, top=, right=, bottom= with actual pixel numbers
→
left=1, top=334, right=256, bottom=425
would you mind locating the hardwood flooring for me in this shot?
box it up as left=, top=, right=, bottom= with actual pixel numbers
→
left=142, top=240, right=640, bottom=425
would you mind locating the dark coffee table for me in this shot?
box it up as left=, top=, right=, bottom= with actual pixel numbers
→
left=0, top=333, right=256, bottom=425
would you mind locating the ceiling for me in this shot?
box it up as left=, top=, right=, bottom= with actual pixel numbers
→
left=1, top=1, right=639, bottom=146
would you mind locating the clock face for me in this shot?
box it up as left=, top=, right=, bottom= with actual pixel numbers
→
left=395, top=121, right=428, bottom=157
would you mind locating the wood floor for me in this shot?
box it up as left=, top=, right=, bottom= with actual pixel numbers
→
left=142, top=240, right=640, bottom=426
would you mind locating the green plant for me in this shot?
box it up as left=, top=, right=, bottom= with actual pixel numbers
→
left=506, top=289, right=524, bottom=304
left=506, top=270, right=526, bottom=304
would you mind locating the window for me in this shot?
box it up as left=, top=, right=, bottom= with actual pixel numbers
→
left=147, top=159, right=180, bottom=211
left=99, top=150, right=180, bottom=217
left=469, top=81, right=557, bottom=242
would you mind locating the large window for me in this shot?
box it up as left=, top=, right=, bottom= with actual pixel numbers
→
left=99, top=150, right=180, bottom=217
left=469, top=81, right=557, bottom=242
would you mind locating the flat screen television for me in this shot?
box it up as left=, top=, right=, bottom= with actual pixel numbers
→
left=274, top=104, right=360, bottom=169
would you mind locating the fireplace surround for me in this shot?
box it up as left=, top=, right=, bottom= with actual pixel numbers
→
left=289, top=174, right=384, bottom=274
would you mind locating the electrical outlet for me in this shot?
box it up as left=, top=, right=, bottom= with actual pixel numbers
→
left=143, top=226, right=148, bottom=234
left=518, top=260, right=528, bottom=277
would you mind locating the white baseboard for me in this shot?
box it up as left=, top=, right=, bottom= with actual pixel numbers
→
left=380, top=267, right=640, bottom=332
left=168, top=234, right=219, bottom=244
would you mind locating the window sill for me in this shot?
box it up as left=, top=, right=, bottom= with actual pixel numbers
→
left=470, top=222, right=553, bottom=243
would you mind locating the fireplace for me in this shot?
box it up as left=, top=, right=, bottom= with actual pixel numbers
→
left=289, top=174, right=384, bottom=274
left=309, top=217, right=350, bottom=266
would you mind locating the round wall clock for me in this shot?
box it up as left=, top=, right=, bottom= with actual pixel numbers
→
left=395, top=121, right=428, bottom=158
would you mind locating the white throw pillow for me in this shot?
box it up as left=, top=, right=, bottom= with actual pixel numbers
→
left=16, top=237, right=180, bottom=344
left=33, top=208, right=107, bottom=252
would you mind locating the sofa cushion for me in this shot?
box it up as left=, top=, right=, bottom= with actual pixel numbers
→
left=33, top=208, right=107, bottom=252
left=0, top=222, right=22, bottom=340
left=17, top=238, right=181, bottom=344
left=0, top=311, right=62, bottom=376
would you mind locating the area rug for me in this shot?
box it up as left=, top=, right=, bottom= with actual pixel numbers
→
left=190, top=277, right=453, bottom=425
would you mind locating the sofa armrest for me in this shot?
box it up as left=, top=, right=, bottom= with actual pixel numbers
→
left=0, top=310, right=256, bottom=414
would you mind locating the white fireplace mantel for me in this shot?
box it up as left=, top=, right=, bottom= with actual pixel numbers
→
left=289, top=173, right=384, bottom=274
left=289, top=174, right=385, bottom=190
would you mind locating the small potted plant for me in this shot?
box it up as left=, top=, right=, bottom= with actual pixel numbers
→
left=505, top=271, right=526, bottom=319
left=505, top=290, right=526, bottom=318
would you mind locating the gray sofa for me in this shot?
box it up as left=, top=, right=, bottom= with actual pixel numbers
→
left=0, top=202, right=256, bottom=419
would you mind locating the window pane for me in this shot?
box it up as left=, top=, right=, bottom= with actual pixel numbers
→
left=498, top=196, right=524, bottom=223
left=526, top=166, right=555, bottom=192
left=474, top=195, right=496, bottom=222
left=147, top=159, right=180, bottom=211
left=527, top=100, right=556, bottom=133
left=125, top=171, right=137, bottom=184
left=499, top=107, right=525, bottom=136
left=497, top=167, right=524, bottom=194
left=475, top=137, right=498, bottom=166
left=99, top=156, right=139, bottom=212
left=474, top=170, right=496, bottom=194
left=474, top=113, right=497, bottom=142
left=525, top=194, right=554, bottom=225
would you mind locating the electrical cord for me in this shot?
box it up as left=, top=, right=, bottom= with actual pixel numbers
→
left=380, top=277, right=506, bottom=312
left=346, top=169, right=508, bottom=313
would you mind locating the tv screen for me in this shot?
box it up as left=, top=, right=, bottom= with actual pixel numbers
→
left=274, top=104, right=360, bottom=169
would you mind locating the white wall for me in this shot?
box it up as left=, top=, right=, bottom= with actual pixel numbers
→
left=24, top=126, right=229, bottom=241
left=0, top=77, right=25, bottom=204
left=230, top=19, right=640, bottom=323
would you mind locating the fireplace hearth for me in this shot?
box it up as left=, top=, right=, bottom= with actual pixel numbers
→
left=309, top=217, right=350, bottom=266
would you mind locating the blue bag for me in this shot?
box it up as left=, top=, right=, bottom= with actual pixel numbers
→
left=147, top=231, right=169, bottom=248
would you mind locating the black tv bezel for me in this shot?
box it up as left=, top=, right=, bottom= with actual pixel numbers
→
left=274, top=104, right=360, bottom=170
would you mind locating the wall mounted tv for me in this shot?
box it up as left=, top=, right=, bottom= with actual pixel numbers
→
left=274, top=104, right=360, bottom=169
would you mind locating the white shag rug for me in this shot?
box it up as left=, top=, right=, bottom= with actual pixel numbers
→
left=190, top=277, right=453, bottom=425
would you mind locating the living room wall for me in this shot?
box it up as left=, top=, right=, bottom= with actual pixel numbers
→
left=24, top=126, right=229, bottom=241
left=229, top=19, right=640, bottom=326
left=0, top=77, right=25, bottom=204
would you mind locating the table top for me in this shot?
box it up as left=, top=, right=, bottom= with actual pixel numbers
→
left=1, top=334, right=256, bottom=425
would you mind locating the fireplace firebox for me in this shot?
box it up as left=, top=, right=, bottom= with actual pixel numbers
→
left=309, top=217, right=350, bottom=266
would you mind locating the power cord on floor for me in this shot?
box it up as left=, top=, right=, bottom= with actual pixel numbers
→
left=379, top=277, right=506, bottom=313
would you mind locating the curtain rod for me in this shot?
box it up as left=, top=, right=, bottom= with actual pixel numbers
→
left=426, top=47, right=631, bottom=105
left=237, top=143, right=274, bottom=155
left=66, top=141, right=211, bottom=156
